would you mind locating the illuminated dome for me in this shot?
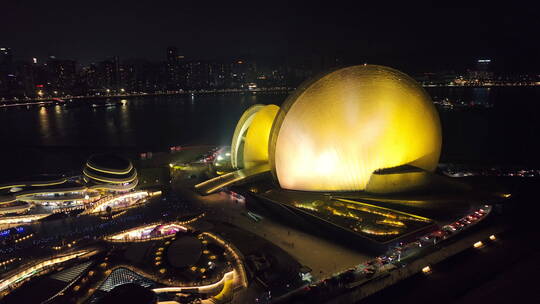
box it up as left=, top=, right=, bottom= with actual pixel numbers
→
left=269, top=64, right=442, bottom=192
left=83, top=154, right=138, bottom=192
left=231, top=104, right=279, bottom=169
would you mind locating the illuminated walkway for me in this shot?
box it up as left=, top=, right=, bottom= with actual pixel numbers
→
left=152, top=270, right=235, bottom=294
left=0, top=250, right=95, bottom=295
left=82, top=190, right=149, bottom=214
left=194, top=164, right=269, bottom=195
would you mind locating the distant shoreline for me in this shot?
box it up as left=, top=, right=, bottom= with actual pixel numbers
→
left=2, top=83, right=539, bottom=108
left=0, top=87, right=292, bottom=108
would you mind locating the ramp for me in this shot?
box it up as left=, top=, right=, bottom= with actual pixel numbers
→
left=194, top=164, right=269, bottom=195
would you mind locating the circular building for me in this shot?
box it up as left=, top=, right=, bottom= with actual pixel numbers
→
left=83, top=154, right=138, bottom=192
left=268, top=64, right=442, bottom=192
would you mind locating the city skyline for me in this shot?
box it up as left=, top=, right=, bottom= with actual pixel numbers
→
left=5, top=43, right=537, bottom=100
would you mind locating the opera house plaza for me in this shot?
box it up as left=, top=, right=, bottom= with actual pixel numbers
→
left=0, top=65, right=510, bottom=304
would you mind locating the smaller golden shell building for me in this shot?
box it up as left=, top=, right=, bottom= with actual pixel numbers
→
left=231, top=104, right=279, bottom=170
left=227, top=64, right=442, bottom=194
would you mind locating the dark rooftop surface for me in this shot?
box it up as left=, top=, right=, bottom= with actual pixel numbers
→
left=0, top=174, right=65, bottom=186
left=257, top=188, right=438, bottom=244
left=0, top=178, right=84, bottom=196
left=96, top=283, right=157, bottom=304
left=87, top=154, right=132, bottom=171
left=166, top=236, right=203, bottom=268
left=1, top=276, right=67, bottom=304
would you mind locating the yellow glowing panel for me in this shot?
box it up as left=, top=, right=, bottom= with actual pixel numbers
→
left=230, top=104, right=279, bottom=169
left=231, top=105, right=264, bottom=168
left=243, top=104, right=279, bottom=169
left=270, top=65, right=441, bottom=191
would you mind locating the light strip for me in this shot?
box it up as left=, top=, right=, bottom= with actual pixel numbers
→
left=86, top=162, right=133, bottom=175
left=205, top=176, right=245, bottom=194
left=104, top=222, right=188, bottom=242
left=83, top=169, right=138, bottom=184
left=88, top=183, right=138, bottom=191
left=0, top=250, right=91, bottom=293
left=194, top=171, right=237, bottom=188
left=86, top=191, right=148, bottom=213
left=201, top=232, right=248, bottom=288
left=15, top=187, right=88, bottom=198
left=0, top=178, right=66, bottom=190
left=0, top=198, right=17, bottom=204
left=152, top=271, right=235, bottom=294
left=336, top=198, right=432, bottom=222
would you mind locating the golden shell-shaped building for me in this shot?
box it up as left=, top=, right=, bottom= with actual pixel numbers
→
left=199, top=64, right=442, bottom=195
left=231, top=104, right=279, bottom=169
left=269, top=64, right=442, bottom=192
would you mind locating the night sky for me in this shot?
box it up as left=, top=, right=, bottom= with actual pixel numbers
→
left=2, top=3, right=539, bottom=72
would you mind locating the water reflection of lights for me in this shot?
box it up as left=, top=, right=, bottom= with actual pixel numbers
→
left=38, top=106, right=51, bottom=136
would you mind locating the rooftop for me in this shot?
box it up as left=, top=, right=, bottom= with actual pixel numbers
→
left=87, top=154, right=132, bottom=172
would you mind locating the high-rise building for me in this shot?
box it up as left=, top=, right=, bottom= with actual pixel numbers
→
left=81, top=64, right=99, bottom=93
left=97, top=57, right=121, bottom=92
left=47, top=56, right=77, bottom=94
left=184, top=61, right=207, bottom=89
left=123, top=59, right=165, bottom=93
left=468, top=59, right=494, bottom=83
left=166, top=47, right=185, bottom=90
left=15, top=61, right=36, bottom=97
left=208, top=61, right=232, bottom=88
left=0, top=47, right=15, bottom=97
left=231, top=59, right=257, bottom=88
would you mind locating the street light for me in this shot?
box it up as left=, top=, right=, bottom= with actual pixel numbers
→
left=473, top=241, right=483, bottom=248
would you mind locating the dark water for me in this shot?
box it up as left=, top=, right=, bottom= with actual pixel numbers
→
left=0, top=93, right=286, bottom=148
left=432, top=87, right=539, bottom=165
left=0, top=87, right=538, bottom=180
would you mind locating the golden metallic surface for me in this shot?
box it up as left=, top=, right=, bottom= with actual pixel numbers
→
left=269, top=65, right=441, bottom=191
left=231, top=105, right=264, bottom=168
left=243, top=104, right=279, bottom=169
left=230, top=104, right=279, bottom=169
left=365, top=170, right=430, bottom=194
